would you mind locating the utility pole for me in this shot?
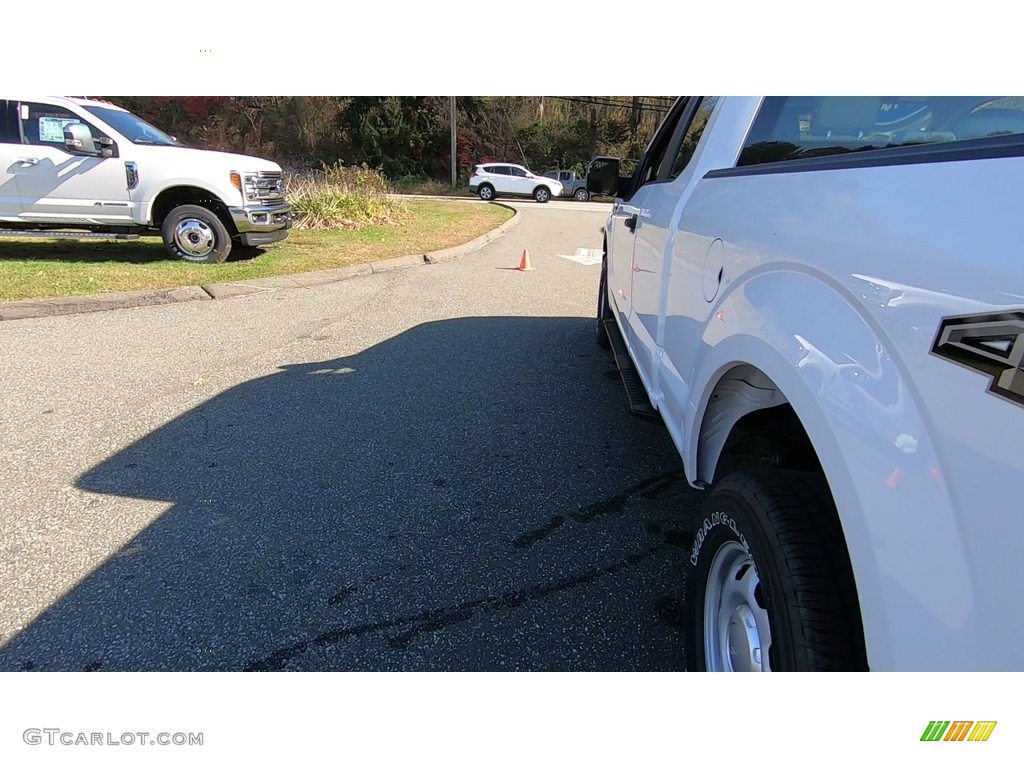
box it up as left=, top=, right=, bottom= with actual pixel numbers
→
left=450, top=96, right=457, bottom=189
left=630, top=96, right=641, bottom=139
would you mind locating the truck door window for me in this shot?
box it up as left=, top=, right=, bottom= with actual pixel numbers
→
left=0, top=100, right=19, bottom=143
left=738, top=96, right=1024, bottom=167
left=634, top=97, right=689, bottom=188
left=18, top=102, right=88, bottom=148
left=669, top=97, right=720, bottom=179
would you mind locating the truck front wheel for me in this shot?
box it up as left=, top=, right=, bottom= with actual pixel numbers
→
left=685, top=469, right=867, bottom=671
left=574, top=188, right=590, bottom=202
left=161, top=204, right=232, bottom=263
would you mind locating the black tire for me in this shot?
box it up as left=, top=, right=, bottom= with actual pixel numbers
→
left=478, top=184, right=495, bottom=201
left=161, top=204, right=232, bottom=263
left=685, top=469, right=867, bottom=672
left=574, top=188, right=590, bottom=202
left=596, top=255, right=612, bottom=350
left=533, top=185, right=551, bottom=203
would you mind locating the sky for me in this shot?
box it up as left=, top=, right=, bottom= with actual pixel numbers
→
left=4, top=1, right=1013, bottom=97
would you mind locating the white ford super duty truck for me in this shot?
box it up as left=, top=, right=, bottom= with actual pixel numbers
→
left=589, top=96, right=1024, bottom=671
left=0, top=96, right=291, bottom=263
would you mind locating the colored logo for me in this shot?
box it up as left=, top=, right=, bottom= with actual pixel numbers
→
left=921, top=721, right=997, bottom=742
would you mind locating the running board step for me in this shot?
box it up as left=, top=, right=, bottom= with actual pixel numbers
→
left=602, top=318, right=660, bottom=421
left=0, top=230, right=139, bottom=240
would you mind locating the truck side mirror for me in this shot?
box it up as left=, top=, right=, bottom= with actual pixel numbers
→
left=64, top=123, right=100, bottom=156
left=96, top=136, right=116, bottom=158
left=587, top=157, right=619, bottom=196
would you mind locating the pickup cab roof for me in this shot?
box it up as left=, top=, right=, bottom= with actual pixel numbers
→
left=0, top=96, right=129, bottom=112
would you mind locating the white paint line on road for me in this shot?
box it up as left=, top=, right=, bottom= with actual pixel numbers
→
left=559, top=248, right=602, bottom=266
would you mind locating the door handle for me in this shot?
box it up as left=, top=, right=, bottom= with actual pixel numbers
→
left=16, top=158, right=39, bottom=166
left=625, top=214, right=638, bottom=232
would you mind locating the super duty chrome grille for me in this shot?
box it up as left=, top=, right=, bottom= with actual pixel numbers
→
left=249, top=171, right=287, bottom=205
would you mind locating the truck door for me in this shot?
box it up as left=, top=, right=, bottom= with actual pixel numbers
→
left=607, top=98, right=693, bottom=376
left=630, top=98, right=721, bottom=397
left=12, top=101, right=134, bottom=225
left=0, top=100, right=23, bottom=219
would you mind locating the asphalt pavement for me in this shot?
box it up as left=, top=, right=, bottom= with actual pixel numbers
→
left=0, top=200, right=705, bottom=671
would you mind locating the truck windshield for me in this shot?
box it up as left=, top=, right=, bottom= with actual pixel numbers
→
left=82, top=105, right=181, bottom=146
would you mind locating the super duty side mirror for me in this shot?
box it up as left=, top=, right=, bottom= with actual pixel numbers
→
left=64, top=124, right=114, bottom=157
left=587, top=157, right=634, bottom=199
left=64, top=123, right=99, bottom=155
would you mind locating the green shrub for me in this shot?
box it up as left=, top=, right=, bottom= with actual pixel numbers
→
left=285, top=163, right=407, bottom=230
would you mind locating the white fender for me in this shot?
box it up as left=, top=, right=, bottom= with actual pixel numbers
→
left=684, top=268, right=980, bottom=671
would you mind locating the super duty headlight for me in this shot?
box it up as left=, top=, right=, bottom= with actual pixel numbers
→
left=229, top=171, right=262, bottom=202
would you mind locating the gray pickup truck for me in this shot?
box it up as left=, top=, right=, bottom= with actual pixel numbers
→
left=542, top=169, right=590, bottom=201
left=545, top=157, right=622, bottom=201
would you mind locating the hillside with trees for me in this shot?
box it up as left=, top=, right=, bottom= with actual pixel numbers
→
left=104, top=97, right=676, bottom=182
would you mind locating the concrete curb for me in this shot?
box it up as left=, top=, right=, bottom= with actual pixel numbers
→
left=0, top=286, right=212, bottom=321
left=0, top=203, right=520, bottom=322
left=423, top=203, right=521, bottom=264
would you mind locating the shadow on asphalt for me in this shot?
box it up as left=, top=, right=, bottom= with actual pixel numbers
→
left=0, top=238, right=173, bottom=264
left=0, top=316, right=703, bottom=671
left=0, top=238, right=265, bottom=264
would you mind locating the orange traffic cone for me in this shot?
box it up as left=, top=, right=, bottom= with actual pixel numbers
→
left=517, top=248, right=535, bottom=271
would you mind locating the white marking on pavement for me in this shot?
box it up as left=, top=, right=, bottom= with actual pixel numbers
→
left=559, top=248, right=602, bottom=266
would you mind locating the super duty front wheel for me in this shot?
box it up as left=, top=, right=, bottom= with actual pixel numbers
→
left=161, top=204, right=233, bottom=263
left=685, top=469, right=867, bottom=671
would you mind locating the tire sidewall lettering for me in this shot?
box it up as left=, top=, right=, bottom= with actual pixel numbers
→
left=689, top=510, right=749, bottom=566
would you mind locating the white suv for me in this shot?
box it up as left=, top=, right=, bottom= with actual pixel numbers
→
left=469, top=163, right=563, bottom=203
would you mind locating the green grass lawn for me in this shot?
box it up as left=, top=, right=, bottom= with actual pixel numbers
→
left=0, top=200, right=513, bottom=302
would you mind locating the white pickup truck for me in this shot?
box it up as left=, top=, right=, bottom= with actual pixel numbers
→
left=589, top=96, right=1024, bottom=672
left=0, top=96, right=292, bottom=263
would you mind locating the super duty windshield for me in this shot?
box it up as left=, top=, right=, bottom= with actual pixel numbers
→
left=83, top=105, right=180, bottom=146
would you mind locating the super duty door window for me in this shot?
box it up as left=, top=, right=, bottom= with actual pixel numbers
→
left=0, top=100, right=19, bottom=143
left=738, top=96, right=1024, bottom=167
left=633, top=97, right=689, bottom=188
left=669, top=97, right=720, bottom=179
left=18, top=102, right=88, bottom=147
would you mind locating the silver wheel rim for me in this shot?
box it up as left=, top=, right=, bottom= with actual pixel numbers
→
left=480, top=187, right=493, bottom=200
left=173, top=218, right=215, bottom=259
left=576, top=190, right=588, bottom=201
left=536, top=189, right=549, bottom=202
left=704, top=541, right=772, bottom=671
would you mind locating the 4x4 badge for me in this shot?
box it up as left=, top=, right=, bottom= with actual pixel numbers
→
left=931, top=311, right=1024, bottom=406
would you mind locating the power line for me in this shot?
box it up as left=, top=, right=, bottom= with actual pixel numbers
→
left=556, top=96, right=670, bottom=113
left=546, top=96, right=672, bottom=114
